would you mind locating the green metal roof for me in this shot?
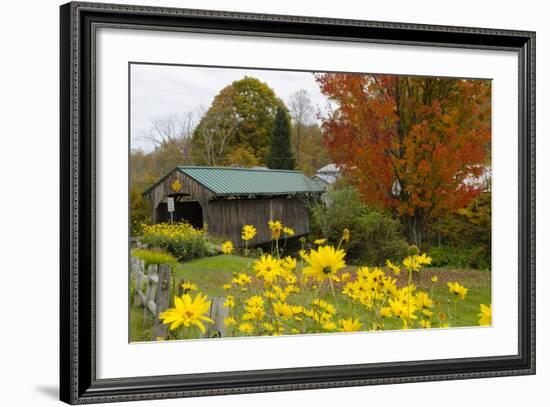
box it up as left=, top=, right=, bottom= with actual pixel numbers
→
left=144, top=166, right=324, bottom=197
left=178, top=166, right=324, bottom=196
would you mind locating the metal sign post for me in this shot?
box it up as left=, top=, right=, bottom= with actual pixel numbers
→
left=166, top=197, right=175, bottom=224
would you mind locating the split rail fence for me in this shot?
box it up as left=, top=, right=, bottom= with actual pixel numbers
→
left=130, top=256, right=228, bottom=340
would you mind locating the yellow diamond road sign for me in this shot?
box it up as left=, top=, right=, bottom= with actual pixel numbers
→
left=171, top=179, right=182, bottom=192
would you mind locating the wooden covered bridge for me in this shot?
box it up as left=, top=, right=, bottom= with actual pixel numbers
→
left=143, top=166, right=324, bottom=245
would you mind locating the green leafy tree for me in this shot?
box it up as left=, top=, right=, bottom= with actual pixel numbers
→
left=130, top=186, right=151, bottom=236
left=267, top=107, right=295, bottom=170
left=192, top=76, right=285, bottom=165
left=292, top=123, right=331, bottom=176
left=426, top=191, right=491, bottom=269
left=225, top=147, right=260, bottom=167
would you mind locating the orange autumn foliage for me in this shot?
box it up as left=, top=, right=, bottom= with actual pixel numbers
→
left=315, top=74, right=491, bottom=245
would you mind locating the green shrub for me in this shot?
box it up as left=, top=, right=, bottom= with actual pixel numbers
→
left=131, top=248, right=177, bottom=268
left=426, top=192, right=491, bottom=269
left=140, top=222, right=220, bottom=261
left=427, top=245, right=490, bottom=270
left=467, top=246, right=491, bottom=270
left=310, top=186, right=364, bottom=239
left=347, top=211, right=409, bottom=265
left=310, top=186, right=408, bottom=265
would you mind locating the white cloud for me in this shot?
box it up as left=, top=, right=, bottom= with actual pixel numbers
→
left=130, top=63, right=332, bottom=151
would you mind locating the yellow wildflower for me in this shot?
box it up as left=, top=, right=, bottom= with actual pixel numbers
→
left=338, top=318, right=362, bottom=332
left=447, top=282, right=468, bottom=300
left=380, top=307, right=392, bottom=318
left=245, top=295, right=264, bottom=308
left=431, top=275, right=438, bottom=283
left=223, top=295, right=235, bottom=308
left=291, top=305, right=304, bottom=320
left=389, top=288, right=418, bottom=321
left=323, top=321, right=337, bottom=331
left=223, top=283, right=232, bottom=291
left=262, top=322, right=276, bottom=332
left=221, top=241, right=234, bottom=254
left=272, top=285, right=285, bottom=301
left=416, top=292, right=434, bottom=310
left=340, top=272, right=351, bottom=282
left=272, top=301, right=294, bottom=320
left=314, top=238, right=326, bottom=245
left=224, top=316, right=237, bottom=327
left=303, top=245, right=346, bottom=281
left=479, top=304, right=492, bottom=326
left=242, top=225, right=257, bottom=241
left=342, top=279, right=372, bottom=306
left=417, top=253, right=432, bottom=265
left=370, top=322, right=384, bottom=331
left=311, top=298, right=336, bottom=317
left=283, top=226, right=295, bottom=237
left=281, top=270, right=298, bottom=285
left=242, top=296, right=265, bottom=321
left=159, top=293, right=214, bottom=334
left=403, top=253, right=432, bottom=272
left=264, top=290, right=277, bottom=300
left=180, top=282, right=198, bottom=292
left=253, top=255, right=283, bottom=284
left=420, top=319, right=432, bottom=329
left=403, top=256, right=419, bottom=271
left=281, top=256, right=297, bottom=271
left=238, top=322, right=254, bottom=335
left=342, top=228, right=350, bottom=243
left=385, top=259, right=401, bottom=275
left=268, top=220, right=283, bottom=239
left=232, top=273, right=252, bottom=287
left=422, top=309, right=434, bottom=318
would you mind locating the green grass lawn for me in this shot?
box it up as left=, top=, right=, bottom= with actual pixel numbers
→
left=175, top=255, right=250, bottom=296
left=130, top=254, right=491, bottom=341
left=176, top=254, right=491, bottom=326
left=130, top=306, right=154, bottom=342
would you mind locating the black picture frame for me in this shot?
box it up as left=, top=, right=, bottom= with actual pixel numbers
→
left=60, top=1, right=536, bottom=404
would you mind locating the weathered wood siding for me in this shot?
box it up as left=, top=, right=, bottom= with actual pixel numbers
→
left=207, top=197, right=309, bottom=245
left=145, top=169, right=315, bottom=246
left=146, top=171, right=214, bottom=224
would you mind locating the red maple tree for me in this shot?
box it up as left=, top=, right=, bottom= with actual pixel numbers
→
left=315, top=74, right=491, bottom=247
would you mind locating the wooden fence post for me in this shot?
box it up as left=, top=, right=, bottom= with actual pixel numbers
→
left=130, top=256, right=175, bottom=340
left=143, top=264, right=158, bottom=328
left=205, top=297, right=229, bottom=338
left=132, top=258, right=145, bottom=307
left=152, top=264, right=171, bottom=339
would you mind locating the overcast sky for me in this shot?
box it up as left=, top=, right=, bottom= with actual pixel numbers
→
left=130, top=64, right=332, bottom=151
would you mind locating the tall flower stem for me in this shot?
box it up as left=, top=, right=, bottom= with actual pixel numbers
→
left=453, top=298, right=458, bottom=326
left=328, top=277, right=340, bottom=314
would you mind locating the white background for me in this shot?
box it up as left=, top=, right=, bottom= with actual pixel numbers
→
left=0, top=0, right=546, bottom=406
left=98, top=28, right=518, bottom=378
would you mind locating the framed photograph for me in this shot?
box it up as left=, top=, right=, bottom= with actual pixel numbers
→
left=60, top=1, right=535, bottom=404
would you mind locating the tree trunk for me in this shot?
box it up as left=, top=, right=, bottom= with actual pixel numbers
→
left=405, top=217, right=424, bottom=250
left=295, top=124, right=302, bottom=167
